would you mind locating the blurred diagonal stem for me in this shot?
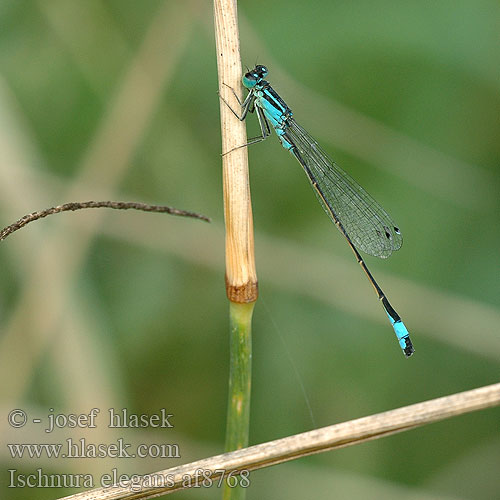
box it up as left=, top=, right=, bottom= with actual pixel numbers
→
left=214, top=0, right=257, bottom=499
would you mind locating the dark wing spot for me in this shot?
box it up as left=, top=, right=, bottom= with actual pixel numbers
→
left=383, top=225, right=392, bottom=240
left=394, top=226, right=401, bottom=234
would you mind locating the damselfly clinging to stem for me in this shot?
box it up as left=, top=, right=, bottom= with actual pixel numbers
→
left=221, top=65, right=414, bottom=357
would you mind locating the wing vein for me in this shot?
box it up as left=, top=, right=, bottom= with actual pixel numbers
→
left=285, top=118, right=403, bottom=258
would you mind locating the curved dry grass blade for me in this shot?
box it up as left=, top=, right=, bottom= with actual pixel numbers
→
left=0, top=201, right=210, bottom=243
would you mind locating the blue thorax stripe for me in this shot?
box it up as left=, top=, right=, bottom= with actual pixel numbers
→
left=259, top=82, right=291, bottom=117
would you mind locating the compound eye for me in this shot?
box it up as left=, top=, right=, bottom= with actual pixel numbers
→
left=242, top=72, right=258, bottom=89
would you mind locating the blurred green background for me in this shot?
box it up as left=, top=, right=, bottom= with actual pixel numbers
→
left=1, top=0, right=499, bottom=499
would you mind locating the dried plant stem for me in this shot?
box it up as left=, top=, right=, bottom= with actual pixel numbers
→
left=0, top=201, right=210, bottom=242
left=58, top=382, right=500, bottom=500
left=214, top=0, right=257, bottom=303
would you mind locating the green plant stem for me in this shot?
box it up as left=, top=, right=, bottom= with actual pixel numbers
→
left=223, top=301, right=254, bottom=500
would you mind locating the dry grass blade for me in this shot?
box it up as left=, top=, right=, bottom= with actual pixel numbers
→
left=58, top=382, right=500, bottom=500
left=0, top=201, right=210, bottom=243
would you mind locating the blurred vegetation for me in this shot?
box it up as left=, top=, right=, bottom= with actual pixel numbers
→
left=0, top=1, right=499, bottom=499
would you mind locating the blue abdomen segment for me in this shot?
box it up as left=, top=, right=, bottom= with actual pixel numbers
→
left=390, top=316, right=414, bottom=357
left=382, top=297, right=414, bottom=357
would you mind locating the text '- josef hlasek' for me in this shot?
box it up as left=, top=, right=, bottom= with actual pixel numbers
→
left=8, top=408, right=174, bottom=433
